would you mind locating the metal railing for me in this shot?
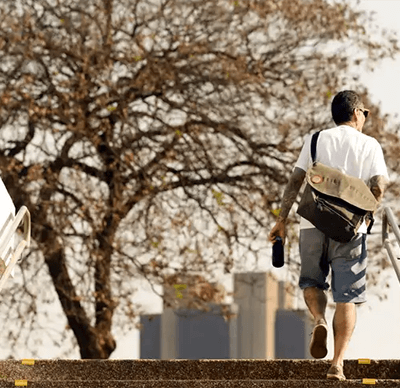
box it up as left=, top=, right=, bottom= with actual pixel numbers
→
left=0, top=206, right=31, bottom=293
left=382, top=206, right=400, bottom=283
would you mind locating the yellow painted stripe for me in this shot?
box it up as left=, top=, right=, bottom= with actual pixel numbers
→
left=358, top=358, right=371, bottom=364
left=21, top=359, right=34, bottom=365
left=362, top=378, right=376, bottom=384
left=15, top=380, right=28, bottom=386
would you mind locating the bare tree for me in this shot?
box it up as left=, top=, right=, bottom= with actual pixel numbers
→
left=0, top=0, right=398, bottom=358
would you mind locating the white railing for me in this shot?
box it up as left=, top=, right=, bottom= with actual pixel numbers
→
left=0, top=206, right=31, bottom=293
left=382, top=206, right=400, bottom=283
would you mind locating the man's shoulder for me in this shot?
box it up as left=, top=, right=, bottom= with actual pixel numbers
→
left=322, top=126, right=380, bottom=146
left=352, top=130, right=381, bottom=150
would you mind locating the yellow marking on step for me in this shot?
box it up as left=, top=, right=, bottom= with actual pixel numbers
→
left=362, top=378, right=376, bottom=384
left=21, top=359, right=34, bottom=365
left=15, top=380, right=28, bottom=386
left=358, top=359, right=371, bottom=364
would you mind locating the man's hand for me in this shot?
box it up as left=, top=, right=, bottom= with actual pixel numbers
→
left=369, top=175, right=388, bottom=205
left=268, top=167, right=305, bottom=246
left=269, top=216, right=286, bottom=245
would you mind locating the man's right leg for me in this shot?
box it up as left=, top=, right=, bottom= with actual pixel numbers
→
left=326, top=233, right=366, bottom=381
left=325, top=302, right=356, bottom=381
left=304, top=286, right=327, bottom=325
left=331, top=302, right=356, bottom=367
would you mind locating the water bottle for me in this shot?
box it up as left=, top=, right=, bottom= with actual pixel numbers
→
left=272, top=237, right=284, bottom=268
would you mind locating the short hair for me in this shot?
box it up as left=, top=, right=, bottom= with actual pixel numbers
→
left=331, top=90, right=363, bottom=125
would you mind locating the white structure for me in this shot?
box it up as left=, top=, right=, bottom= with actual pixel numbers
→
left=0, top=177, right=30, bottom=292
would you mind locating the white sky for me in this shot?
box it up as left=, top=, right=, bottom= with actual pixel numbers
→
left=359, top=0, right=400, bottom=116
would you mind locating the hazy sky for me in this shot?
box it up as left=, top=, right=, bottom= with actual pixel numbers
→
left=359, top=0, right=400, bottom=116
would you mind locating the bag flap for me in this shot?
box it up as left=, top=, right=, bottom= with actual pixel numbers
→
left=306, top=162, right=377, bottom=211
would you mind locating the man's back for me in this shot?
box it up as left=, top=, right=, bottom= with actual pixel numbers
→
left=295, top=124, right=388, bottom=232
left=296, top=124, right=386, bottom=185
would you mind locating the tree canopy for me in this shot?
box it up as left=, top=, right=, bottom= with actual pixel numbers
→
left=0, top=0, right=398, bottom=358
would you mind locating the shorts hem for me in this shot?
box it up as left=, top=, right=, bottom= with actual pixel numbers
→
left=299, top=281, right=330, bottom=291
left=332, top=298, right=367, bottom=304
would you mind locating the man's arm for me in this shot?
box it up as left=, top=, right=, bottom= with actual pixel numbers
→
left=369, top=175, right=389, bottom=205
left=269, top=167, right=306, bottom=244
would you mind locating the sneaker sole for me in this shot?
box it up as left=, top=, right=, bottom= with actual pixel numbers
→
left=310, top=324, right=328, bottom=359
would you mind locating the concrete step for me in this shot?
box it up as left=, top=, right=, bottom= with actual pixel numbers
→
left=1, top=359, right=398, bottom=380
left=1, top=381, right=400, bottom=388
left=0, top=359, right=398, bottom=387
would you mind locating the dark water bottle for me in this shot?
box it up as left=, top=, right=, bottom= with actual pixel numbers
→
left=272, top=237, right=284, bottom=268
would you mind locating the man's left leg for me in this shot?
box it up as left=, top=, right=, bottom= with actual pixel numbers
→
left=304, top=286, right=329, bottom=359
left=298, top=229, right=330, bottom=359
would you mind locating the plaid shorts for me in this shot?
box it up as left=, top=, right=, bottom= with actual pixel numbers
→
left=299, top=228, right=367, bottom=304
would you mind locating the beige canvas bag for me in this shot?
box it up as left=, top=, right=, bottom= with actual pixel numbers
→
left=297, top=131, right=378, bottom=243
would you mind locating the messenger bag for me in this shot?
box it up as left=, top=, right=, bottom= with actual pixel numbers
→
left=297, top=131, right=378, bottom=243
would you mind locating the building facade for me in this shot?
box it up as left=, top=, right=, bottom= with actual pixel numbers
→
left=139, top=272, right=312, bottom=359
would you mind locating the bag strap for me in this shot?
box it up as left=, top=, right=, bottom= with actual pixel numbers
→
left=366, top=212, right=375, bottom=235
left=310, top=131, right=321, bottom=165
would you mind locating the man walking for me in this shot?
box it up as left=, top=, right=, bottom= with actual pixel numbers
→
left=269, top=90, right=389, bottom=380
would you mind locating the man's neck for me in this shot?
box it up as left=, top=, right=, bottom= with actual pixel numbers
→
left=339, top=122, right=361, bottom=132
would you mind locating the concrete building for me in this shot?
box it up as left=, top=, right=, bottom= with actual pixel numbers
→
left=139, top=272, right=313, bottom=359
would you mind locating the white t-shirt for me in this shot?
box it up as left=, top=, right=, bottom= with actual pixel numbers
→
left=295, top=125, right=389, bottom=232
